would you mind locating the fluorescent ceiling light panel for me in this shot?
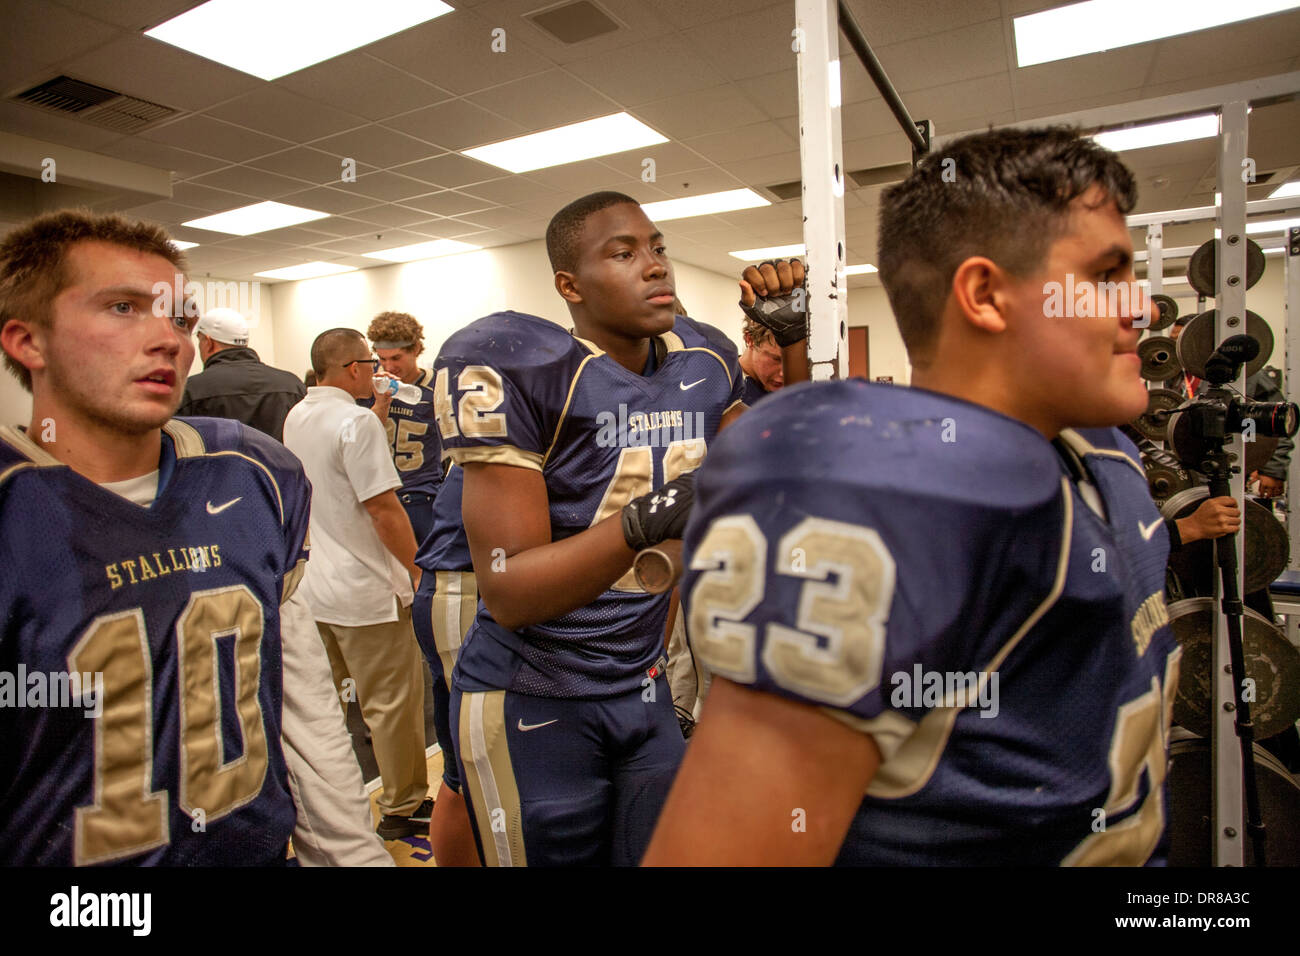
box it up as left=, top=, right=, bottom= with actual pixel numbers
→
left=1246, top=216, right=1300, bottom=234
left=183, top=202, right=329, bottom=236
left=255, top=262, right=356, bottom=280
left=1014, top=0, right=1300, bottom=67
left=845, top=263, right=878, bottom=275
left=363, top=239, right=481, bottom=262
left=462, top=113, right=667, bottom=173
left=728, top=243, right=806, bottom=261
left=146, top=0, right=453, bottom=81
left=641, top=189, right=769, bottom=222
left=1092, top=114, right=1217, bottom=152
left=170, top=240, right=199, bottom=251
left=1269, top=181, right=1300, bottom=199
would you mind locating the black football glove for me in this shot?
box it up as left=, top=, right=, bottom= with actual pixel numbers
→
left=622, top=473, right=696, bottom=552
left=739, top=263, right=808, bottom=347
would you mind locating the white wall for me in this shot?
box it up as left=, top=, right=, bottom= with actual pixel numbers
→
left=270, top=239, right=746, bottom=377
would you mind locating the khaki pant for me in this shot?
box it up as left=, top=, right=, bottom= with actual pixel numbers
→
left=317, top=602, right=427, bottom=817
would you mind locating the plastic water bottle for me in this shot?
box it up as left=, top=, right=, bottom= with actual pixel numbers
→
left=373, top=375, right=424, bottom=404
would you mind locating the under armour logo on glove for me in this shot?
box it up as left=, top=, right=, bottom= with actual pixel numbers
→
left=648, top=488, right=678, bottom=513
left=622, top=474, right=696, bottom=551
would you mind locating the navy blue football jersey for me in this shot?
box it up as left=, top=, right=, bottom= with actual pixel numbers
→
left=741, top=373, right=769, bottom=406
left=436, top=310, right=744, bottom=698
left=361, top=367, right=444, bottom=497
left=0, top=418, right=310, bottom=865
left=415, top=462, right=472, bottom=574
left=682, top=380, right=1181, bottom=866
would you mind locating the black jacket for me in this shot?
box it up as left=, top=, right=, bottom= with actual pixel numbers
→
left=177, top=348, right=307, bottom=443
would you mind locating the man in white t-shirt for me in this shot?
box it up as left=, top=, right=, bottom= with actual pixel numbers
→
left=283, top=327, right=430, bottom=841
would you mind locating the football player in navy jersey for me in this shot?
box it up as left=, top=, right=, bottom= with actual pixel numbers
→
left=366, top=311, right=442, bottom=545
left=434, top=192, right=748, bottom=865
left=645, top=127, right=1183, bottom=866
left=410, top=462, right=480, bottom=865
left=0, top=210, right=387, bottom=866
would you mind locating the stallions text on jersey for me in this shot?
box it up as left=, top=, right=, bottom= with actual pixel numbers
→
left=682, top=380, right=1181, bottom=866
left=0, top=418, right=310, bottom=865
left=435, top=310, right=744, bottom=699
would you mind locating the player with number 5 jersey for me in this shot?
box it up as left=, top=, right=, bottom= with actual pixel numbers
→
left=436, top=192, right=746, bottom=866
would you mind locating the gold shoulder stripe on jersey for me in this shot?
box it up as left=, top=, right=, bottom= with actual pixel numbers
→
left=869, top=476, right=1075, bottom=799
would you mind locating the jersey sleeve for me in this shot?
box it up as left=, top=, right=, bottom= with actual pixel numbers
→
left=433, top=312, right=579, bottom=472
left=680, top=384, right=1064, bottom=760
left=236, top=423, right=313, bottom=602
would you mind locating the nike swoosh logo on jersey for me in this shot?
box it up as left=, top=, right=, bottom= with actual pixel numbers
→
left=1139, top=518, right=1163, bottom=541
left=206, top=497, right=242, bottom=515
left=516, top=718, right=558, bottom=732
left=680, top=378, right=706, bottom=390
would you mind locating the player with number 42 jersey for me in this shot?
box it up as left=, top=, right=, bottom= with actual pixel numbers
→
left=434, top=309, right=743, bottom=699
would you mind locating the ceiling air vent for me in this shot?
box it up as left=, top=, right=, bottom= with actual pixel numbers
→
left=12, top=75, right=178, bottom=134
left=525, top=1, right=621, bottom=44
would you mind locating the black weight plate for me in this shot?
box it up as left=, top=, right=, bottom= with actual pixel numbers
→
left=1166, top=597, right=1300, bottom=740
left=1167, top=738, right=1300, bottom=866
left=1138, top=335, right=1179, bottom=381
left=1149, top=293, right=1178, bottom=331
left=1186, top=238, right=1267, bottom=297
left=1132, top=387, right=1182, bottom=441
left=1175, top=309, right=1273, bottom=380
left=1161, top=486, right=1290, bottom=594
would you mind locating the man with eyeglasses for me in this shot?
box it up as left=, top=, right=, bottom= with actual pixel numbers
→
left=283, top=328, right=432, bottom=842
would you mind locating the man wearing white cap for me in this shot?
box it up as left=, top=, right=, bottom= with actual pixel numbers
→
left=178, top=306, right=306, bottom=442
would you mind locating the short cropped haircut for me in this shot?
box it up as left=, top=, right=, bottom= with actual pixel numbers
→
left=0, top=209, right=187, bottom=391
left=546, top=191, right=640, bottom=273
left=367, top=310, right=424, bottom=354
left=878, top=126, right=1137, bottom=361
left=310, top=328, right=365, bottom=378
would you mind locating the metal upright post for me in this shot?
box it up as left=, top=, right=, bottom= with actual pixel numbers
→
left=1287, top=226, right=1300, bottom=573
left=796, top=0, right=848, bottom=381
left=1212, top=99, right=1249, bottom=867
left=1145, top=223, right=1163, bottom=396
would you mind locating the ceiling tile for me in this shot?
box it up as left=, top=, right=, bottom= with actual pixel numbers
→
left=365, top=11, right=553, bottom=95
left=389, top=152, right=500, bottom=188
left=277, top=186, right=379, bottom=215
left=350, top=171, right=432, bottom=202
left=734, top=70, right=799, bottom=120
left=467, top=70, right=617, bottom=127
left=247, top=147, right=377, bottom=186
left=96, top=138, right=229, bottom=179
left=685, top=121, right=797, bottom=165
left=312, top=125, right=441, bottom=170
left=522, top=160, right=632, bottom=194
left=400, top=190, right=497, bottom=217
left=383, top=99, right=526, bottom=152
left=461, top=176, right=561, bottom=206
left=875, top=19, right=1009, bottom=94
left=53, top=0, right=199, bottom=30
left=449, top=204, right=531, bottom=228
left=120, top=200, right=209, bottom=225
left=725, top=151, right=803, bottom=189
left=1012, top=48, right=1154, bottom=111
left=138, top=115, right=293, bottom=162
left=61, top=34, right=261, bottom=113
left=205, top=86, right=369, bottom=144
left=305, top=215, right=388, bottom=238
left=348, top=204, right=433, bottom=228
left=634, top=85, right=768, bottom=141
left=187, top=165, right=312, bottom=199
left=566, top=42, right=728, bottom=107
left=4, top=4, right=119, bottom=68
left=171, top=181, right=259, bottom=210
left=276, top=51, right=454, bottom=121
left=839, top=0, right=1002, bottom=47
left=676, top=1, right=803, bottom=82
